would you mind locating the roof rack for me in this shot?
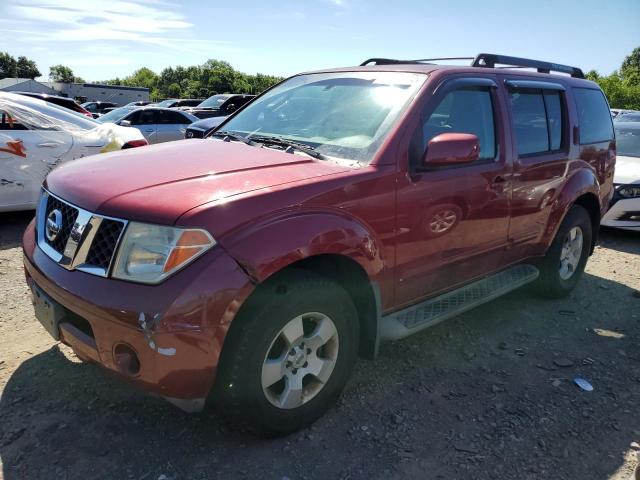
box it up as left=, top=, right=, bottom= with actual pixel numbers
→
left=360, top=53, right=584, bottom=79
left=360, top=57, right=474, bottom=66
left=471, top=53, right=584, bottom=78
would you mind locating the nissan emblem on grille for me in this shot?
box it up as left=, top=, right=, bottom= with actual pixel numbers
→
left=45, top=209, right=62, bottom=242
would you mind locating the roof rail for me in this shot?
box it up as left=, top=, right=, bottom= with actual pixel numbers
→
left=471, top=53, right=584, bottom=78
left=360, top=57, right=474, bottom=66
left=359, top=54, right=585, bottom=78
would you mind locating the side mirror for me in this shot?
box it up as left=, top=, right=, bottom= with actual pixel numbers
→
left=423, top=133, right=480, bottom=167
left=119, top=120, right=132, bottom=127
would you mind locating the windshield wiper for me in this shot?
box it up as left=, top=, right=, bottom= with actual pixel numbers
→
left=211, top=130, right=255, bottom=146
left=249, top=135, right=326, bottom=160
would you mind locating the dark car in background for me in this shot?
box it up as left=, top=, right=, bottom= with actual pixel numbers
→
left=184, top=115, right=227, bottom=138
left=154, top=98, right=204, bottom=108
left=81, top=101, right=119, bottom=118
left=181, top=94, right=255, bottom=119
left=15, top=92, right=93, bottom=117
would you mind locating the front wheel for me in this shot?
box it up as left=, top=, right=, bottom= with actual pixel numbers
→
left=534, top=205, right=593, bottom=298
left=215, top=270, right=359, bottom=435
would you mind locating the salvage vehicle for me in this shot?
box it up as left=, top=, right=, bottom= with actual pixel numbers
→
left=15, top=92, right=93, bottom=117
left=180, top=94, right=255, bottom=119
left=23, top=54, right=615, bottom=434
left=184, top=115, right=227, bottom=138
left=98, top=107, right=198, bottom=144
left=81, top=101, right=119, bottom=119
left=602, top=121, right=640, bottom=230
left=0, top=92, right=147, bottom=212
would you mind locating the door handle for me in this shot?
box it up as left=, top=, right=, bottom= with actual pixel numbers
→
left=38, top=142, right=60, bottom=148
left=144, top=129, right=154, bottom=133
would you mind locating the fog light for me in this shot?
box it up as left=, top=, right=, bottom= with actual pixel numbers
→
left=114, top=343, right=140, bottom=377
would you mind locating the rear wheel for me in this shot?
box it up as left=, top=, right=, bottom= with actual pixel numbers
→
left=215, top=270, right=359, bottom=435
left=535, top=205, right=592, bottom=298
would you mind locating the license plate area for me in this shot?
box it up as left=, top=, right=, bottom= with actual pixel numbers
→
left=32, top=283, right=66, bottom=341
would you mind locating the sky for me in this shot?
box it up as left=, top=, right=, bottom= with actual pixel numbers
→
left=1, top=0, right=639, bottom=82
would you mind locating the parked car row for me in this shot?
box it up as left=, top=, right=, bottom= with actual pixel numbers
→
left=97, top=106, right=198, bottom=143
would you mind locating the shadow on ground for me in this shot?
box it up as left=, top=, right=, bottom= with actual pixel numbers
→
left=0, top=211, right=33, bottom=250
left=2, top=264, right=639, bottom=479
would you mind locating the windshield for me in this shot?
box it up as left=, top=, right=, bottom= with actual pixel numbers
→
left=97, top=106, right=136, bottom=123
left=198, top=95, right=230, bottom=108
left=222, top=72, right=426, bottom=163
left=616, top=126, right=640, bottom=157
left=155, top=99, right=176, bottom=108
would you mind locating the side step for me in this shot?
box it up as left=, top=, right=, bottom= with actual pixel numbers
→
left=380, top=264, right=539, bottom=341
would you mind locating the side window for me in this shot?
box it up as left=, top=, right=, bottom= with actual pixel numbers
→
left=0, top=111, right=28, bottom=131
left=134, top=110, right=156, bottom=125
left=509, top=88, right=566, bottom=156
left=573, top=88, right=614, bottom=144
left=423, top=87, right=496, bottom=161
left=85, top=103, right=97, bottom=112
left=158, top=110, right=191, bottom=124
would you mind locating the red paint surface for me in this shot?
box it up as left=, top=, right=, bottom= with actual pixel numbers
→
left=0, top=139, right=27, bottom=158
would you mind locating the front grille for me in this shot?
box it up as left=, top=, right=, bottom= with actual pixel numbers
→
left=45, top=195, right=79, bottom=253
left=85, top=219, right=125, bottom=270
left=37, top=190, right=128, bottom=277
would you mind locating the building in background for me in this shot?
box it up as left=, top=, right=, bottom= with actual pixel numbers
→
left=0, top=78, right=57, bottom=95
left=0, top=78, right=149, bottom=106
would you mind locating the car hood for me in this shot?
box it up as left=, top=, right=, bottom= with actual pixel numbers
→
left=45, top=139, right=352, bottom=224
left=189, top=116, right=227, bottom=130
left=614, top=155, right=640, bottom=184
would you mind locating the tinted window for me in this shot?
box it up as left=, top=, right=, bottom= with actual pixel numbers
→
left=509, top=88, right=565, bottom=156
left=158, top=110, right=191, bottom=124
left=544, top=91, right=563, bottom=150
left=423, top=87, right=496, bottom=160
left=574, top=88, right=614, bottom=144
left=131, top=110, right=156, bottom=125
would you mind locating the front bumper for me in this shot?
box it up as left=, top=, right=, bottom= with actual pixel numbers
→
left=602, top=196, right=640, bottom=231
left=22, top=220, right=253, bottom=408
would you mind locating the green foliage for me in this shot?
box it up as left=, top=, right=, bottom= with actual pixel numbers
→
left=49, top=64, right=79, bottom=83
left=0, top=52, right=41, bottom=79
left=101, top=59, right=283, bottom=100
left=590, top=47, right=640, bottom=109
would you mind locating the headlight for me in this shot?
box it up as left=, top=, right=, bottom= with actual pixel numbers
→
left=112, top=222, right=215, bottom=284
left=618, top=184, right=640, bottom=198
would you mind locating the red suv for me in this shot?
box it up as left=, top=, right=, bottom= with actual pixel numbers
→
left=23, top=54, right=615, bottom=434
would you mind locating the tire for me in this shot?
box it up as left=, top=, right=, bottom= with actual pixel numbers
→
left=214, top=270, right=359, bottom=435
left=534, top=205, right=593, bottom=298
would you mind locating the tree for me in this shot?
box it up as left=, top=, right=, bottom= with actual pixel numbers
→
left=49, top=64, right=76, bottom=83
left=0, top=52, right=18, bottom=79
left=16, top=56, right=40, bottom=79
left=621, top=47, right=640, bottom=76
left=584, top=46, right=640, bottom=109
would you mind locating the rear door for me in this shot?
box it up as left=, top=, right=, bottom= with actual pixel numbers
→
left=156, top=110, right=192, bottom=142
left=395, top=75, right=512, bottom=306
left=129, top=109, right=158, bottom=144
left=501, top=77, right=572, bottom=260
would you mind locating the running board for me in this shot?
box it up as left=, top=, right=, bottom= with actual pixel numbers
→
left=380, top=264, right=539, bottom=341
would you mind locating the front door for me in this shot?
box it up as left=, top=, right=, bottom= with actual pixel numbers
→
left=395, top=76, right=511, bottom=307
left=156, top=110, right=190, bottom=143
left=130, top=109, right=158, bottom=144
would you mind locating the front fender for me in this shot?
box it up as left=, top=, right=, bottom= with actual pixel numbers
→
left=219, top=208, right=385, bottom=284
left=540, top=166, right=601, bottom=249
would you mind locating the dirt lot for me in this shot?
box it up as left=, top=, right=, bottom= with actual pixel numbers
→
left=1, top=211, right=639, bottom=480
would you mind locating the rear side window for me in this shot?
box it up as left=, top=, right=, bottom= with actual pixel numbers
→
left=423, top=87, right=496, bottom=161
left=158, top=110, right=191, bottom=124
left=509, top=88, right=565, bottom=156
left=573, top=88, right=614, bottom=144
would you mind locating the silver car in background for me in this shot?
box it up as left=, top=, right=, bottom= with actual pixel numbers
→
left=97, top=106, right=198, bottom=144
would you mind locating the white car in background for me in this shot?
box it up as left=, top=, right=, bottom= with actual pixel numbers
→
left=602, top=121, right=640, bottom=231
left=0, top=92, right=147, bottom=212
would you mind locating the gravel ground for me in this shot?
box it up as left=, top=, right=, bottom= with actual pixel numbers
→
left=1, top=211, right=639, bottom=480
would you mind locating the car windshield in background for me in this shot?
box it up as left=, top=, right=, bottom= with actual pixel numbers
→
left=155, top=100, right=176, bottom=108
left=222, top=72, right=426, bottom=163
left=616, top=112, right=640, bottom=122
left=615, top=125, right=640, bottom=157
left=198, top=95, right=230, bottom=108
left=97, top=106, right=136, bottom=123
